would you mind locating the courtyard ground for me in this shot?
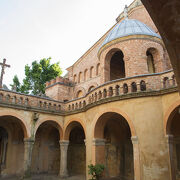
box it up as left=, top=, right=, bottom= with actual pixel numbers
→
left=0, top=174, right=86, bottom=180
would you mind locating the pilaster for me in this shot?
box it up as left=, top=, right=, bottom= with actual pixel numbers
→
left=131, top=136, right=141, bottom=180
left=92, top=138, right=106, bottom=165
left=165, top=134, right=175, bottom=180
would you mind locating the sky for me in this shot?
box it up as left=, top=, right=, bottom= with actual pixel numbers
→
left=0, top=0, right=133, bottom=88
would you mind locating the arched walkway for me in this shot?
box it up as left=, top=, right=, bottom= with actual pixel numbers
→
left=0, top=115, right=27, bottom=176
left=32, top=120, right=61, bottom=175
left=94, top=112, right=134, bottom=180
left=165, top=103, right=180, bottom=179
left=64, top=121, right=86, bottom=177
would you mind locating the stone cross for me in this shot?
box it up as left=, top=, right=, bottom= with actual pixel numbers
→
left=0, top=59, right=10, bottom=88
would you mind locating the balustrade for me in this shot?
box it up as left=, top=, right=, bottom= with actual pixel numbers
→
left=0, top=71, right=176, bottom=113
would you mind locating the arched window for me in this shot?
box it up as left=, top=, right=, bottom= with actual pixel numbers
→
left=84, top=69, right=88, bottom=81
left=96, top=63, right=100, bottom=76
left=90, top=66, right=94, bottom=78
left=76, top=90, right=83, bottom=98
left=131, top=82, right=137, bottom=92
left=110, top=50, right=125, bottom=81
left=88, top=86, right=95, bottom=92
left=140, top=80, right=146, bottom=91
left=146, top=49, right=156, bottom=73
left=78, top=72, right=82, bottom=83
left=73, top=74, right=77, bottom=83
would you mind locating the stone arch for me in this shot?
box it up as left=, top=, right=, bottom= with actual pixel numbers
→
left=104, top=48, right=125, bottom=82
left=84, top=69, right=88, bottom=81
left=87, top=82, right=98, bottom=92
left=93, top=109, right=137, bottom=179
left=78, top=72, right=83, bottom=83
left=0, top=113, right=29, bottom=175
left=164, top=99, right=180, bottom=179
left=64, top=119, right=86, bottom=140
left=73, top=74, right=77, bottom=83
left=96, top=63, right=100, bottom=76
left=0, top=111, right=29, bottom=138
left=76, top=90, right=83, bottom=98
left=32, top=119, right=62, bottom=174
left=92, top=108, right=136, bottom=138
left=34, top=118, right=63, bottom=139
left=64, top=119, right=86, bottom=176
left=164, top=99, right=180, bottom=135
left=139, top=41, right=164, bottom=73
left=74, top=87, right=86, bottom=98
left=90, top=66, right=94, bottom=78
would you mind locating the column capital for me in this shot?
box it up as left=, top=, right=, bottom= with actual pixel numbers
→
left=131, top=136, right=139, bottom=144
left=59, top=140, right=69, bottom=146
left=165, top=134, right=174, bottom=144
left=93, top=138, right=106, bottom=146
left=24, top=137, right=35, bottom=143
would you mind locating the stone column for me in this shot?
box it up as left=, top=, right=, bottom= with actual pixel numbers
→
left=92, top=138, right=106, bottom=164
left=165, top=135, right=175, bottom=180
left=59, top=140, right=69, bottom=178
left=131, top=136, right=141, bottom=180
left=24, top=138, right=34, bottom=177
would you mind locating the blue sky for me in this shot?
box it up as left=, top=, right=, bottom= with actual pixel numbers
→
left=0, top=0, right=133, bottom=87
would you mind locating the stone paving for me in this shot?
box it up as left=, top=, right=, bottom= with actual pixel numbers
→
left=0, top=175, right=128, bottom=180
left=0, top=175, right=86, bottom=180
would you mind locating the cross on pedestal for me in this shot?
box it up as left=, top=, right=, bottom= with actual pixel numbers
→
left=0, top=59, right=10, bottom=88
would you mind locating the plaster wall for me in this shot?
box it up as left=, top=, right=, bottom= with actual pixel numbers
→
left=64, top=92, right=180, bottom=180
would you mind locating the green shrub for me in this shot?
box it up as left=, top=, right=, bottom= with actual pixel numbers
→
left=88, top=164, right=105, bottom=180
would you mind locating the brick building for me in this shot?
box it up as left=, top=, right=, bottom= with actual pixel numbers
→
left=0, top=0, right=179, bottom=180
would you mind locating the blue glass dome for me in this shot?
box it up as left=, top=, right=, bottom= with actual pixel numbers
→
left=101, top=18, right=161, bottom=47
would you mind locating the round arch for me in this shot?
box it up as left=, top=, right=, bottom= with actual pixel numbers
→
left=164, top=99, right=180, bottom=135
left=34, top=118, right=63, bottom=139
left=92, top=107, right=136, bottom=138
left=88, top=82, right=98, bottom=92
left=74, top=87, right=86, bottom=98
left=140, top=41, right=164, bottom=72
left=0, top=111, right=29, bottom=138
left=64, top=118, right=86, bottom=140
left=104, top=48, right=125, bottom=82
left=139, top=41, right=164, bottom=57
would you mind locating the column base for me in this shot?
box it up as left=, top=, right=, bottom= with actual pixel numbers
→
left=23, top=171, right=32, bottom=179
left=59, top=174, right=69, bottom=179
